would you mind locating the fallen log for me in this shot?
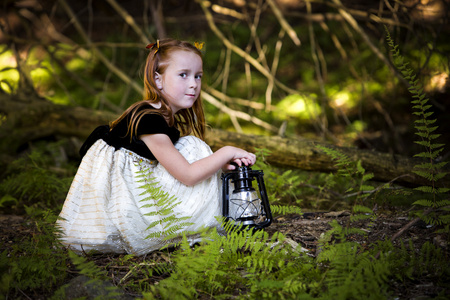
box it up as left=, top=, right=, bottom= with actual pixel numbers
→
left=205, top=130, right=439, bottom=187
left=1, top=94, right=447, bottom=187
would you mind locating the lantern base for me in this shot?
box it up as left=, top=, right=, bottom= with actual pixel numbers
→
left=240, top=219, right=256, bottom=226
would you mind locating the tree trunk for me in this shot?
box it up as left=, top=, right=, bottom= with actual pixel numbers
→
left=1, top=94, right=447, bottom=187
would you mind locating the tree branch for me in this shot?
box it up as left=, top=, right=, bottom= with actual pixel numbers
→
left=197, top=0, right=298, bottom=96
left=105, top=0, right=153, bottom=44
left=57, top=0, right=144, bottom=95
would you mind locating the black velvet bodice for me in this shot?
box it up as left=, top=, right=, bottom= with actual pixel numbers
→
left=80, top=112, right=180, bottom=160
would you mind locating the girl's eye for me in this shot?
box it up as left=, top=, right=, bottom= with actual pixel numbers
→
left=179, top=73, right=187, bottom=78
left=195, top=74, right=202, bottom=79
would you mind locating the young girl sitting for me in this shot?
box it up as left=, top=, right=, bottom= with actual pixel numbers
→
left=57, top=38, right=256, bottom=256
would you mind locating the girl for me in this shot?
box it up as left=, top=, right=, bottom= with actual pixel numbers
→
left=57, top=38, right=256, bottom=255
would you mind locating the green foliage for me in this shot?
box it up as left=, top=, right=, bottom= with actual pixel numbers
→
left=252, top=148, right=303, bottom=215
left=135, top=161, right=194, bottom=243
left=386, top=27, right=450, bottom=226
left=144, top=222, right=320, bottom=299
left=2, top=145, right=448, bottom=299
left=1, top=211, right=69, bottom=298
left=316, top=145, right=375, bottom=200
left=317, top=224, right=391, bottom=299
left=55, top=251, right=123, bottom=299
left=0, top=144, right=74, bottom=214
left=68, top=250, right=107, bottom=280
left=373, top=239, right=449, bottom=290
left=270, top=204, right=303, bottom=215
left=316, top=145, right=377, bottom=223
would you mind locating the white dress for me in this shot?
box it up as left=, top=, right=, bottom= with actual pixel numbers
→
left=56, top=135, right=223, bottom=256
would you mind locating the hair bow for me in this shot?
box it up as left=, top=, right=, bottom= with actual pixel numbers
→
left=194, top=41, right=205, bottom=50
left=146, top=40, right=160, bottom=54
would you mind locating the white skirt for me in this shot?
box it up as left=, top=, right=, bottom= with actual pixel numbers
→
left=56, top=136, right=223, bottom=256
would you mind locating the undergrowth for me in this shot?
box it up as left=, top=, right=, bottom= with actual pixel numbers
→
left=0, top=210, right=69, bottom=299
left=386, top=27, right=450, bottom=228
left=1, top=134, right=449, bottom=299
left=0, top=142, right=74, bottom=215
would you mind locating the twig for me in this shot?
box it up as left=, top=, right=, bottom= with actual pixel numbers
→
left=266, top=0, right=301, bottom=46
left=211, top=3, right=245, bottom=19
left=45, top=45, right=97, bottom=96
left=222, top=42, right=232, bottom=95
left=18, top=288, right=33, bottom=300
left=306, top=1, right=330, bottom=139
left=287, top=11, right=409, bottom=29
left=245, top=0, right=266, bottom=100
left=204, top=86, right=266, bottom=110
left=331, top=0, right=401, bottom=82
left=105, top=0, right=152, bottom=43
left=265, top=29, right=285, bottom=112
left=197, top=0, right=298, bottom=96
left=201, top=91, right=278, bottom=133
left=150, top=0, right=166, bottom=38
left=58, top=0, right=143, bottom=95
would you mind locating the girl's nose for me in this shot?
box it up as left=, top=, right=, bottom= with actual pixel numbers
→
left=190, top=78, right=198, bottom=89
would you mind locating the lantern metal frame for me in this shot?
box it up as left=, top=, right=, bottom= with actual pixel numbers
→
left=221, top=164, right=272, bottom=230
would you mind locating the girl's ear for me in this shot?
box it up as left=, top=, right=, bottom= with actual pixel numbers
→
left=154, top=72, right=163, bottom=90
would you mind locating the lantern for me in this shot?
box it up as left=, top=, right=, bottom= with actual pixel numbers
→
left=221, top=163, right=272, bottom=230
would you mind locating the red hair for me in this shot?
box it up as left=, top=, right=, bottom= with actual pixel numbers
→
left=110, top=38, right=206, bottom=140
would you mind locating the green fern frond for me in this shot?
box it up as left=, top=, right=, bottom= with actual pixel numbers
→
left=353, top=205, right=373, bottom=214
left=383, top=28, right=449, bottom=220
left=68, top=250, right=106, bottom=280
left=133, top=160, right=194, bottom=243
left=435, top=199, right=450, bottom=207
left=349, top=214, right=373, bottom=223
left=270, top=204, right=303, bottom=215
left=437, top=187, right=450, bottom=194
left=362, top=173, right=374, bottom=182
left=360, top=184, right=375, bottom=192
left=414, top=186, right=434, bottom=194
left=412, top=199, right=434, bottom=207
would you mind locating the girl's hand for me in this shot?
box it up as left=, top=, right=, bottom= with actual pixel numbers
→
left=222, top=147, right=256, bottom=171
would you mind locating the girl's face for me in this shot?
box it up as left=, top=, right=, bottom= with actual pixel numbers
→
left=156, top=50, right=203, bottom=114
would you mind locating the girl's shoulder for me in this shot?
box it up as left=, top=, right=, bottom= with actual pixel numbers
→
left=136, top=112, right=180, bottom=142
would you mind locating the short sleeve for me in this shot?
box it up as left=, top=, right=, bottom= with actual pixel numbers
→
left=135, top=113, right=180, bottom=144
left=136, top=114, right=171, bottom=136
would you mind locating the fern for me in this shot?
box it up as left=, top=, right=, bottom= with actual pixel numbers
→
left=316, top=145, right=375, bottom=200
left=385, top=27, right=449, bottom=226
left=316, top=145, right=376, bottom=227
left=144, top=219, right=320, bottom=299
left=0, top=147, right=73, bottom=213
left=316, top=145, right=356, bottom=182
left=1, top=211, right=69, bottom=297
left=61, top=251, right=123, bottom=299
left=253, top=148, right=303, bottom=216
left=270, top=204, right=303, bottom=215
left=68, top=250, right=107, bottom=280
left=374, top=238, right=448, bottom=287
left=317, top=222, right=391, bottom=299
left=135, top=161, right=193, bottom=243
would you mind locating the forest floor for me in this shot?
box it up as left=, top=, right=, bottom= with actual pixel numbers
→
left=1, top=210, right=449, bottom=299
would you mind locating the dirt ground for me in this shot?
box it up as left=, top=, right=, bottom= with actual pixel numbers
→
left=1, top=210, right=449, bottom=299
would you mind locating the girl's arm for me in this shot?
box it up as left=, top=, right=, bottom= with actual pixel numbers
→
left=140, top=134, right=256, bottom=186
